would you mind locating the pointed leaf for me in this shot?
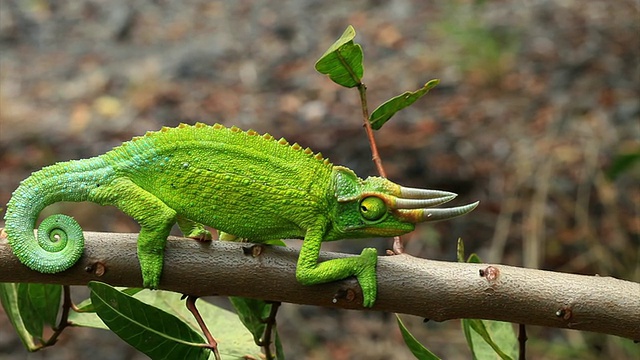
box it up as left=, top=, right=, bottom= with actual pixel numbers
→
left=273, top=330, right=285, bottom=360
left=74, top=287, right=144, bottom=313
left=606, top=150, right=640, bottom=180
left=229, top=297, right=285, bottom=358
left=17, top=283, right=61, bottom=340
left=140, top=292, right=262, bottom=359
left=68, top=309, right=109, bottom=330
left=263, top=239, right=287, bottom=247
left=315, top=25, right=364, bottom=88
left=369, top=79, right=440, bottom=130
left=229, top=297, right=271, bottom=343
left=456, top=238, right=466, bottom=263
left=80, top=284, right=261, bottom=359
left=396, top=314, right=440, bottom=360
left=467, top=253, right=482, bottom=264
left=463, top=318, right=517, bottom=360
left=88, top=281, right=209, bottom=360
left=0, top=283, right=39, bottom=350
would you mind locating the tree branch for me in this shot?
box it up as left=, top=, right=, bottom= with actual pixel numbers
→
left=0, top=232, right=637, bottom=340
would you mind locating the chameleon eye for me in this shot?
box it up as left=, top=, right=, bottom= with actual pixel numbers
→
left=360, top=197, right=387, bottom=221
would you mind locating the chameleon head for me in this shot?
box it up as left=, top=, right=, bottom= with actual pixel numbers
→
left=325, top=167, right=479, bottom=240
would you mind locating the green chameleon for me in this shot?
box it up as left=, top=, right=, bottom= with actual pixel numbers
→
left=4, top=123, right=477, bottom=307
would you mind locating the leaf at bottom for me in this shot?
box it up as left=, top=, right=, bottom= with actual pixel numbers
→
left=88, top=281, right=209, bottom=360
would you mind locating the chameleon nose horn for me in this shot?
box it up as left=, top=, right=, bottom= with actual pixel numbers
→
left=395, top=185, right=479, bottom=223
left=417, top=201, right=479, bottom=222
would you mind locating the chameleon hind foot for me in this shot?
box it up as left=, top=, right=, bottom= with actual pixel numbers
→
left=186, top=228, right=212, bottom=242
left=177, top=216, right=212, bottom=241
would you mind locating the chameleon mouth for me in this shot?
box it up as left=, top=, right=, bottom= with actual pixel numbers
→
left=394, top=185, right=479, bottom=223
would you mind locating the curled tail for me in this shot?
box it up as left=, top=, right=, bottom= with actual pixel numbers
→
left=4, top=157, right=113, bottom=274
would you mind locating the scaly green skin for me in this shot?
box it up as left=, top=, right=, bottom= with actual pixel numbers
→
left=4, top=123, right=478, bottom=307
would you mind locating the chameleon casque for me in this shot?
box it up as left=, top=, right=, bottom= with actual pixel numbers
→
left=4, top=123, right=478, bottom=307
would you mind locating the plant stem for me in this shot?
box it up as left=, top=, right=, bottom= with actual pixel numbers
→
left=258, top=301, right=281, bottom=359
left=186, top=296, right=221, bottom=360
left=357, top=82, right=404, bottom=254
left=42, top=285, right=72, bottom=348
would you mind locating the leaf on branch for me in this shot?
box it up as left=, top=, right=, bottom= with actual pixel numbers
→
left=229, top=297, right=271, bottom=344
left=0, top=283, right=39, bottom=350
left=396, top=314, right=440, bottom=359
left=229, top=297, right=284, bottom=359
left=456, top=238, right=466, bottom=263
left=73, top=287, right=143, bottom=313
left=89, top=281, right=210, bottom=360
left=85, top=283, right=262, bottom=359
left=17, top=283, right=61, bottom=341
left=315, top=25, right=364, bottom=88
left=463, top=319, right=517, bottom=360
left=369, top=79, right=440, bottom=130
left=606, top=150, right=640, bottom=180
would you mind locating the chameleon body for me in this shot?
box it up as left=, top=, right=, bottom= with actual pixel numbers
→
left=4, top=123, right=477, bottom=307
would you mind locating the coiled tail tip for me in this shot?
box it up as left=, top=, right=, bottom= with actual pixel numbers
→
left=7, top=214, right=85, bottom=274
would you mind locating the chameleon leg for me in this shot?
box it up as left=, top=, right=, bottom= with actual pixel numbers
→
left=176, top=216, right=212, bottom=241
left=296, top=225, right=378, bottom=307
left=103, top=178, right=177, bottom=288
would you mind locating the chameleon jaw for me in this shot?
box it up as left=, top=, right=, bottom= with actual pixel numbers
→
left=394, top=186, right=479, bottom=223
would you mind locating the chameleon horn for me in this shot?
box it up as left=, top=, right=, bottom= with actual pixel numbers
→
left=394, top=194, right=456, bottom=209
left=400, top=186, right=457, bottom=199
left=421, top=201, right=479, bottom=222
left=398, top=201, right=479, bottom=223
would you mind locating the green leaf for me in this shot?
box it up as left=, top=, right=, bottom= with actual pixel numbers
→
left=315, top=25, right=364, bottom=88
left=606, top=150, right=640, bottom=180
left=369, top=79, right=439, bottom=130
left=74, top=287, right=144, bottom=313
left=229, top=297, right=285, bottom=359
left=17, top=283, right=61, bottom=340
left=263, top=239, right=287, bottom=247
left=0, top=283, right=39, bottom=350
left=467, top=253, right=482, bottom=264
left=89, top=281, right=209, bottom=360
left=68, top=308, right=109, bottom=330
left=84, top=283, right=261, bottom=359
left=229, top=297, right=270, bottom=343
left=273, top=330, right=285, bottom=360
left=456, top=238, right=466, bottom=262
left=395, top=314, right=440, bottom=360
left=143, top=293, right=262, bottom=359
left=463, top=319, right=517, bottom=360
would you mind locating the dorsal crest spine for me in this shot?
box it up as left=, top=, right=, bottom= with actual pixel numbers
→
left=118, top=123, right=331, bottom=168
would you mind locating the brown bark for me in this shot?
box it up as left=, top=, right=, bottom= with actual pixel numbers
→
left=0, top=231, right=638, bottom=340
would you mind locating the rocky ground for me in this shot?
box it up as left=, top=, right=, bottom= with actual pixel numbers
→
left=0, top=1, right=638, bottom=359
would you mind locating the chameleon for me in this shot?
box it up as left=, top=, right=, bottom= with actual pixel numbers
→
left=4, top=123, right=477, bottom=307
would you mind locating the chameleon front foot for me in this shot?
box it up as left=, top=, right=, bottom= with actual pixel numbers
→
left=356, top=247, right=378, bottom=307
left=296, top=241, right=379, bottom=308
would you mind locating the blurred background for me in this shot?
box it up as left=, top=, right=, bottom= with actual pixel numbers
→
left=0, top=0, right=638, bottom=359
